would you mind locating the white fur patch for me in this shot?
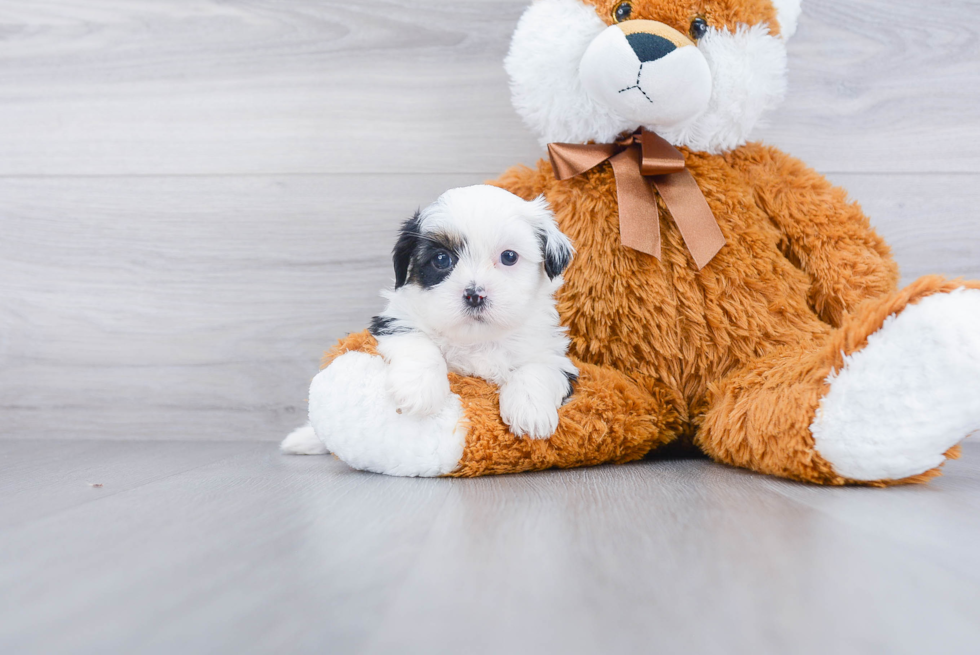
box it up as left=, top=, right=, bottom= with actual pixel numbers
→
left=280, top=423, right=329, bottom=456
left=506, top=0, right=628, bottom=148
left=308, top=352, right=467, bottom=477
left=506, top=0, right=789, bottom=153
left=771, top=0, right=802, bottom=39
left=657, top=25, right=787, bottom=154
left=811, top=289, right=980, bottom=482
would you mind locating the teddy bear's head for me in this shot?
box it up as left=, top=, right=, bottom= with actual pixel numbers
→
left=505, top=0, right=801, bottom=153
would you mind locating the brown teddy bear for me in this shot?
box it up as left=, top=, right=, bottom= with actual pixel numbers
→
left=284, top=0, right=980, bottom=485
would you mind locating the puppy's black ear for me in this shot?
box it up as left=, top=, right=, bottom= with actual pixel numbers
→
left=528, top=197, right=574, bottom=280
left=393, top=211, right=422, bottom=289
left=540, top=230, right=574, bottom=280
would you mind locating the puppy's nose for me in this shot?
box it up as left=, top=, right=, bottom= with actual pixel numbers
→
left=463, top=287, right=486, bottom=309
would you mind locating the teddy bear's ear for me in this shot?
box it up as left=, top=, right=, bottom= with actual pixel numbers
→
left=772, top=0, right=802, bottom=39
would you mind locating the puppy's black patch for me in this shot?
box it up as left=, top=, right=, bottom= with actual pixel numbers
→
left=562, top=370, right=578, bottom=404
left=368, top=315, right=412, bottom=338
left=393, top=210, right=467, bottom=289
left=412, top=235, right=460, bottom=289
left=409, top=239, right=465, bottom=289
left=537, top=229, right=573, bottom=280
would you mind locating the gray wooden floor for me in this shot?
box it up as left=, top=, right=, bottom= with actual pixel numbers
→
left=3, top=1, right=980, bottom=653
left=2, top=439, right=980, bottom=655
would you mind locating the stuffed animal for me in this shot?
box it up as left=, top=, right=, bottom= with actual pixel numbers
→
left=283, top=0, right=980, bottom=485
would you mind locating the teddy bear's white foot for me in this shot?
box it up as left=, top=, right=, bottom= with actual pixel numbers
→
left=307, top=351, right=467, bottom=477
left=811, top=289, right=980, bottom=481
left=280, top=423, right=329, bottom=456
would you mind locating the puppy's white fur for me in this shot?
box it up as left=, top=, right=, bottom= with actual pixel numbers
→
left=371, top=185, right=578, bottom=439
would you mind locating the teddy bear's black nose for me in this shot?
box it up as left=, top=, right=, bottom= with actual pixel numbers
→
left=464, top=287, right=486, bottom=309
left=626, top=32, right=677, bottom=63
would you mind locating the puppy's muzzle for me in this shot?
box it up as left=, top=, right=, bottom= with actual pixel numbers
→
left=463, top=287, right=487, bottom=310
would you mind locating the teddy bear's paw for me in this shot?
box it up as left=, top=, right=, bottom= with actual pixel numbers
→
left=499, top=373, right=562, bottom=440
left=811, top=288, right=980, bottom=482
left=308, top=351, right=466, bottom=477
left=384, top=356, right=452, bottom=418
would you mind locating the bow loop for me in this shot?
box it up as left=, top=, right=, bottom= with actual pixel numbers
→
left=547, top=128, right=725, bottom=270
left=637, top=129, right=686, bottom=176
left=547, top=142, right=618, bottom=181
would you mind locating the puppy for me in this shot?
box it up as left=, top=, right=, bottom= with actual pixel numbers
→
left=369, top=185, right=578, bottom=439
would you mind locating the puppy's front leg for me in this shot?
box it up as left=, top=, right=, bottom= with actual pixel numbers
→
left=499, top=361, right=577, bottom=439
left=376, top=331, right=451, bottom=418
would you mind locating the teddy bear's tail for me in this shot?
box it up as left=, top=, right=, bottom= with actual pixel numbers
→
left=280, top=422, right=329, bottom=456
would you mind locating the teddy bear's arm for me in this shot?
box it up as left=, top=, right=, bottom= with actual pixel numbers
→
left=732, top=144, right=900, bottom=327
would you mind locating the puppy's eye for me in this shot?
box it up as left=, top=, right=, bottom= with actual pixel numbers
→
left=500, top=250, right=519, bottom=266
left=690, top=17, right=709, bottom=40
left=431, top=251, right=454, bottom=271
left=612, top=1, right=632, bottom=23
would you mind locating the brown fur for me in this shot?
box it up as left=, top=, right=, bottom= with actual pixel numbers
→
left=323, top=139, right=974, bottom=485
left=323, top=139, right=974, bottom=484
left=481, top=143, right=966, bottom=485
left=323, top=331, right=684, bottom=478
left=585, top=0, right=781, bottom=36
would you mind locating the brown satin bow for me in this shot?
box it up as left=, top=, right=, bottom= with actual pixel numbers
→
left=548, top=128, right=726, bottom=270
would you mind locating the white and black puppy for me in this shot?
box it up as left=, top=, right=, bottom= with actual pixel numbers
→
left=369, top=185, right=578, bottom=439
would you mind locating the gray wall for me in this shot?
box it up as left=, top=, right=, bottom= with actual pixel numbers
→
left=2, top=0, right=978, bottom=442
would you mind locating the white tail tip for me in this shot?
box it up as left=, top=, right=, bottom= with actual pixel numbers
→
left=280, top=423, right=329, bottom=456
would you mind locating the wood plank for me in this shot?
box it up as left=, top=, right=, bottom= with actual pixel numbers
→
left=2, top=442, right=980, bottom=654
left=0, top=442, right=454, bottom=654
left=0, top=439, right=260, bottom=529
left=0, top=0, right=977, bottom=176
left=0, top=0, right=541, bottom=176
left=2, top=173, right=977, bottom=441
left=367, top=452, right=980, bottom=655
left=758, top=0, right=980, bottom=173
left=828, top=173, right=980, bottom=285
left=763, top=442, right=980, bottom=585
left=0, top=173, right=487, bottom=440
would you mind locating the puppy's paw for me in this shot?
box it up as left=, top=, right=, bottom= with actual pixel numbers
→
left=499, top=376, right=561, bottom=440
left=385, top=358, right=451, bottom=418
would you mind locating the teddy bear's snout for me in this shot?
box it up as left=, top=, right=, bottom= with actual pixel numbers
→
left=579, top=19, right=711, bottom=129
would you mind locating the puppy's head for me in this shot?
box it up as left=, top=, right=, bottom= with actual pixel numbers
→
left=391, top=185, right=573, bottom=341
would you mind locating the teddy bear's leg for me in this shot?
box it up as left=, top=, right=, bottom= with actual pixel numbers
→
left=698, top=277, right=980, bottom=486
left=301, top=332, right=684, bottom=477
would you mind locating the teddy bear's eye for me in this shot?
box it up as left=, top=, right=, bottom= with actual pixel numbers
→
left=690, top=17, right=709, bottom=40
left=612, top=1, right=632, bottom=23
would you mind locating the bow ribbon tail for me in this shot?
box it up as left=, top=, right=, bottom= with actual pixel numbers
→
left=609, top=147, right=661, bottom=259
left=649, top=171, right=726, bottom=270
left=547, top=142, right=619, bottom=180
